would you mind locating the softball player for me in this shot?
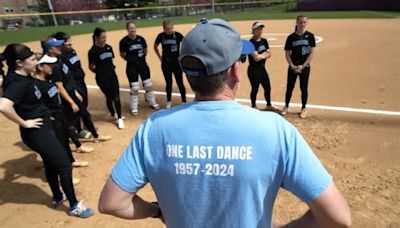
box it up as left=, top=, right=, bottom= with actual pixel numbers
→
left=247, top=22, right=277, bottom=111
left=154, top=20, right=186, bottom=108
left=282, top=15, right=316, bottom=118
left=41, top=37, right=111, bottom=142
left=89, top=27, right=125, bottom=129
left=0, top=44, right=93, bottom=217
left=119, top=21, right=159, bottom=115
left=52, top=32, right=90, bottom=135
left=34, top=53, right=89, bottom=167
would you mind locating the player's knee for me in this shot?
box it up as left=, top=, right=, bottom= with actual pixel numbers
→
left=130, top=82, right=140, bottom=95
left=143, top=78, right=153, bottom=91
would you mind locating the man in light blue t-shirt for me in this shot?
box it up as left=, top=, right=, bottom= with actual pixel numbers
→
left=99, top=18, right=351, bottom=228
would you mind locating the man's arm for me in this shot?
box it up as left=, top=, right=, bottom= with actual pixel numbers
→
left=98, top=177, right=160, bottom=220
left=275, top=182, right=351, bottom=228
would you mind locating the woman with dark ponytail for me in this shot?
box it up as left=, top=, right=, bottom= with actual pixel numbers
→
left=88, top=27, right=125, bottom=129
left=282, top=15, right=316, bottom=118
left=0, top=44, right=94, bottom=218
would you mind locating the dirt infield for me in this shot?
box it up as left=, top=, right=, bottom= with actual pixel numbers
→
left=0, top=19, right=399, bottom=228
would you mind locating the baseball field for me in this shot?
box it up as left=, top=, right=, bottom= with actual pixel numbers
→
left=0, top=9, right=399, bottom=228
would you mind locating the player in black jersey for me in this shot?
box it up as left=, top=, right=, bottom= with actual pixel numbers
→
left=41, top=37, right=111, bottom=143
left=89, top=27, right=125, bottom=129
left=52, top=32, right=92, bottom=136
left=0, top=44, right=93, bottom=218
left=119, top=21, right=159, bottom=115
left=247, top=22, right=278, bottom=111
left=34, top=53, right=89, bottom=168
left=282, top=15, right=316, bottom=118
left=154, top=20, right=186, bottom=108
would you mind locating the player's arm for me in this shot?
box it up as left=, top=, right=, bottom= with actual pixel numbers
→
left=120, top=52, right=127, bottom=60
left=0, top=97, right=43, bottom=128
left=275, top=182, right=351, bottom=228
left=265, top=49, right=271, bottom=59
left=299, top=47, right=314, bottom=70
left=98, top=177, right=160, bottom=220
left=251, top=51, right=268, bottom=62
left=89, top=63, right=96, bottom=73
left=55, top=82, right=79, bottom=113
left=144, top=48, right=148, bottom=56
left=285, top=50, right=297, bottom=70
left=153, top=43, right=162, bottom=61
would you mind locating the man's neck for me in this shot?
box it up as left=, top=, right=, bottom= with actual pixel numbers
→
left=194, top=86, right=236, bottom=102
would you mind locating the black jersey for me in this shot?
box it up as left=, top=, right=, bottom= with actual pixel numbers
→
left=155, top=32, right=184, bottom=61
left=2, top=71, right=49, bottom=119
left=60, top=50, right=85, bottom=82
left=36, top=78, right=62, bottom=114
left=119, top=35, right=147, bottom=63
left=88, top=44, right=116, bottom=75
left=52, top=59, right=76, bottom=92
left=284, top=31, right=316, bottom=66
left=248, top=38, right=269, bottom=66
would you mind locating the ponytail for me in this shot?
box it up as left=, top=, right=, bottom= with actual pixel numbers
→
left=0, top=43, right=34, bottom=72
left=92, top=34, right=95, bottom=46
left=93, top=27, right=106, bottom=46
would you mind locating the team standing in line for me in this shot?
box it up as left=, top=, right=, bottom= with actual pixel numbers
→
left=0, top=15, right=316, bottom=219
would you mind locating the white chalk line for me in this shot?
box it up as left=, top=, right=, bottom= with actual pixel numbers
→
left=85, top=84, right=400, bottom=116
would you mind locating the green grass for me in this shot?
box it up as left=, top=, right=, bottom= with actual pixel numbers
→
left=1, top=5, right=399, bottom=46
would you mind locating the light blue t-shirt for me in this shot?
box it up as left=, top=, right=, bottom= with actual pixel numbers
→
left=111, top=100, right=332, bottom=228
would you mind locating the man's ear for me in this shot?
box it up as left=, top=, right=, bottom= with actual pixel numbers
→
left=228, top=61, right=241, bottom=83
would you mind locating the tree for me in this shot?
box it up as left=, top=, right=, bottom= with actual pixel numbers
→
left=35, top=0, right=54, bottom=26
left=36, top=0, right=50, bottom=12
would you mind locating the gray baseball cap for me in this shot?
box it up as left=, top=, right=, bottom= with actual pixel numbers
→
left=180, top=18, right=255, bottom=77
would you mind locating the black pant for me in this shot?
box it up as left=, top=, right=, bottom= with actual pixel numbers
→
left=247, top=65, right=271, bottom=107
left=126, top=61, right=151, bottom=84
left=75, top=80, right=88, bottom=107
left=162, top=59, right=186, bottom=102
left=285, top=67, right=310, bottom=109
left=20, top=117, right=78, bottom=207
left=52, top=112, right=75, bottom=163
left=63, top=91, right=99, bottom=143
left=96, top=71, right=122, bottom=118
left=74, top=80, right=88, bottom=133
